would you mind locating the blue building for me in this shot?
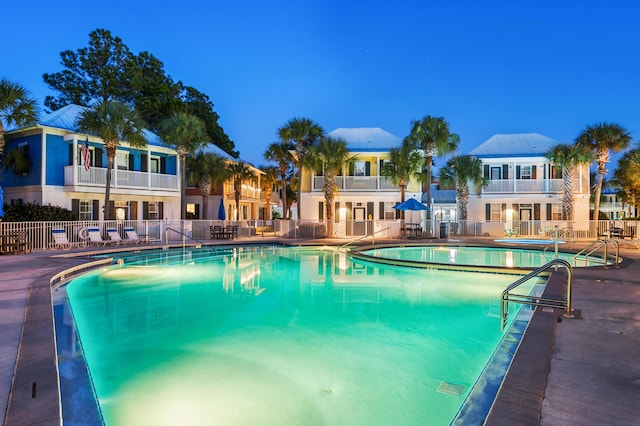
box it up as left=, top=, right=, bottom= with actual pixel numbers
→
left=2, top=105, right=180, bottom=220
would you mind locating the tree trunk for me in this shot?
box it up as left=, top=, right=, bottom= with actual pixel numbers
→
left=594, top=168, right=605, bottom=220
left=104, top=152, right=115, bottom=220
left=425, top=157, right=433, bottom=220
left=264, top=188, right=272, bottom=219
left=281, top=176, right=287, bottom=220
left=180, top=154, right=187, bottom=220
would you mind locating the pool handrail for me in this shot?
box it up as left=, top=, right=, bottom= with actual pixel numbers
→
left=573, top=239, right=619, bottom=269
left=338, top=226, right=392, bottom=252
left=500, top=258, right=574, bottom=331
left=164, top=226, right=216, bottom=251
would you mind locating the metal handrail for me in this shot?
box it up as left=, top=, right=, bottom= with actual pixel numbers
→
left=338, top=226, right=392, bottom=252
left=164, top=227, right=213, bottom=250
left=500, top=258, right=573, bottom=331
left=573, top=239, right=618, bottom=268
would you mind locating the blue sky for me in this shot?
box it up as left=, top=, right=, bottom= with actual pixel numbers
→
left=4, top=0, right=640, bottom=167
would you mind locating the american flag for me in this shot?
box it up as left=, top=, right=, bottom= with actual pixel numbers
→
left=81, top=138, right=91, bottom=171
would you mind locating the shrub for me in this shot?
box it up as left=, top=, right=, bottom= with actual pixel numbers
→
left=1, top=202, right=76, bottom=221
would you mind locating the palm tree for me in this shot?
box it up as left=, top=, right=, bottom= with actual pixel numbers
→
left=438, top=155, right=485, bottom=221
left=77, top=101, right=146, bottom=220
left=405, top=116, right=459, bottom=219
left=308, top=136, right=350, bottom=237
left=0, top=78, right=38, bottom=156
left=159, top=112, right=208, bottom=219
left=576, top=122, right=632, bottom=220
left=278, top=117, right=324, bottom=219
left=380, top=139, right=423, bottom=219
left=545, top=144, right=593, bottom=221
left=186, top=151, right=229, bottom=219
left=264, top=140, right=293, bottom=219
left=226, top=162, right=255, bottom=220
left=613, top=149, right=640, bottom=218
left=259, top=166, right=279, bottom=220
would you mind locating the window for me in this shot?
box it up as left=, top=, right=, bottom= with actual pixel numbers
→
left=490, top=166, right=502, bottom=180
left=150, top=157, right=160, bottom=173
left=79, top=201, right=93, bottom=221
left=551, top=204, right=562, bottom=220
left=550, top=165, right=562, bottom=179
left=383, top=202, right=396, bottom=219
left=117, top=152, right=129, bottom=170
left=490, top=204, right=502, bottom=221
left=186, top=203, right=198, bottom=219
left=520, top=165, right=532, bottom=180
left=354, top=161, right=366, bottom=176
left=148, top=202, right=159, bottom=220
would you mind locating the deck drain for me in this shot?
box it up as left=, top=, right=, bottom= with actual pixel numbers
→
left=437, top=381, right=465, bottom=396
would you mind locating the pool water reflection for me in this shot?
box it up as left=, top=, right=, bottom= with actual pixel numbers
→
left=58, top=245, right=539, bottom=426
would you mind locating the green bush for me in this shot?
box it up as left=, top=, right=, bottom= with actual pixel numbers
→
left=1, top=202, right=76, bottom=221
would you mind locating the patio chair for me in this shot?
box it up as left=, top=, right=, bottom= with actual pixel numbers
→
left=87, top=227, right=109, bottom=246
left=124, top=227, right=147, bottom=244
left=210, top=225, right=225, bottom=239
left=504, top=226, right=519, bottom=237
left=51, top=229, right=74, bottom=250
left=106, top=228, right=124, bottom=245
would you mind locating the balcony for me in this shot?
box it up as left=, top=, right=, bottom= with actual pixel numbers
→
left=482, top=179, right=568, bottom=194
left=312, top=176, right=399, bottom=192
left=64, top=166, right=178, bottom=192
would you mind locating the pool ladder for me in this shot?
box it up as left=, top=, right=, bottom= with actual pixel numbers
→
left=500, top=258, right=573, bottom=331
left=573, top=239, right=619, bottom=268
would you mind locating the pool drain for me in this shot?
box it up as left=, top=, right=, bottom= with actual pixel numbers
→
left=437, top=381, right=465, bottom=396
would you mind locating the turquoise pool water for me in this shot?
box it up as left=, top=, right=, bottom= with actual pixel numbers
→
left=62, top=245, right=537, bottom=426
left=360, top=246, right=598, bottom=268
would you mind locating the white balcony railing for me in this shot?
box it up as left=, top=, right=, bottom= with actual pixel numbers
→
left=64, top=166, right=178, bottom=191
left=483, top=179, right=572, bottom=194
left=312, top=176, right=400, bottom=191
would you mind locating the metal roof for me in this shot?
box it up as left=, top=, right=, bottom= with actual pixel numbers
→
left=327, top=128, right=402, bottom=151
left=38, top=104, right=165, bottom=147
left=468, top=133, right=563, bottom=157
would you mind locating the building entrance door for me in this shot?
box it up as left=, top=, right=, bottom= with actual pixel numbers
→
left=519, top=208, right=532, bottom=235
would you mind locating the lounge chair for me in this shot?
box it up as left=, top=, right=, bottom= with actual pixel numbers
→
left=51, top=229, right=76, bottom=250
left=106, top=228, right=124, bottom=245
left=87, top=227, right=109, bottom=246
left=504, top=226, right=519, bottom=237
left=124, top=227, right=147, bottom=244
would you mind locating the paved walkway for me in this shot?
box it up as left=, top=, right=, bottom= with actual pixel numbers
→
left=1, top=239, right=639, bottom=425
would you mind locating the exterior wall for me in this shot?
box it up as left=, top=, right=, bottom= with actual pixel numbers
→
left=2, top=132, right=43, bottom=188
left=46, top=132, right=69, bottom=186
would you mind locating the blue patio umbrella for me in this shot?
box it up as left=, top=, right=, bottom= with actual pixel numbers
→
left=393, top=197, right=429, bottom=212
left=393, top=197, right=428, bottom=225
left=218, top=198, right=226, bottom=220
left=0, top=187, right=4, bottom=217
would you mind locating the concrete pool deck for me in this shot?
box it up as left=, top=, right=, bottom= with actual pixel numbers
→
left=1, top=237, right=639, bottom=425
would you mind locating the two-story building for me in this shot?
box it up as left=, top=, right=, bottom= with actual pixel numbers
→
left=467, top=133, right=590, bottom=235
left=299, top=127, right=422, bottom=236
left=184, top=143, right=266, bottom=221
left=2, top=104, right=180, bottom=220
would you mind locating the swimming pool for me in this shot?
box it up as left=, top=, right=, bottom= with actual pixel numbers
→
left=354, top=245, right=602, bottom=270
left=58, top=245, right=540, bottom=425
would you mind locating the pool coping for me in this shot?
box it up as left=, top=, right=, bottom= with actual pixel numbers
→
left=2, top=239, right=634, bottom=425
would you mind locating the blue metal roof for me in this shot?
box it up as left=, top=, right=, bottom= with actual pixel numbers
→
left=38, top=104, right=165, bottom=147
left=327, top=128, right=402, bottom=151
left=469, top=133, right=563, bottom=157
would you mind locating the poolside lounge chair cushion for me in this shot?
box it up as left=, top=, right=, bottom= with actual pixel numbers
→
left=51, top=229, right=74, bottom=250
left=124, top=227, right=147, bottom=243
left=87, top=227, right=109, bottom=246
left=106, top=228, right=123, bottom=245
